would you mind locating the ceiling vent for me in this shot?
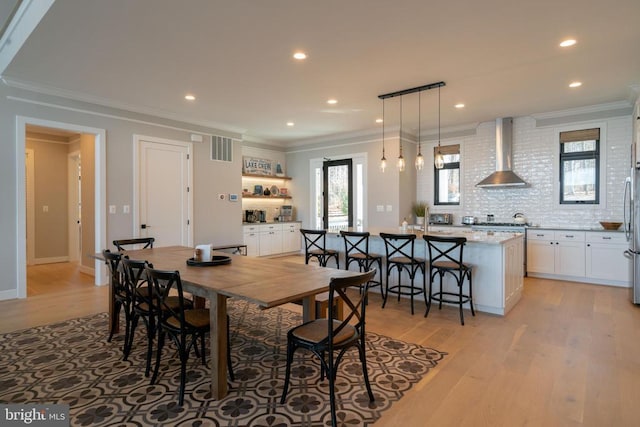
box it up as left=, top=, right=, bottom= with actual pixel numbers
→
left=476, top=118, right=528, bottom=188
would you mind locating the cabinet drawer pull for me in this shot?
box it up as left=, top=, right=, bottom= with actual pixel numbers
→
left=536, top=234, right=545, bottom=237
left=602, top=236, right=612, bottom=240
left=565, top=235, right=574, bottom=238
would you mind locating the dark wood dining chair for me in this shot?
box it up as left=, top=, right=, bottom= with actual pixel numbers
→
left=102, top=249, right=132, bottom=349
left=280, top=269, right=377, bottom=427
left=121, top=257, right=157, bottom=371
left=423, top=235, right=475, bottom=325
left=113, top=237, right=155, bottom=252
left=300, top=229, right=339, bottom=268
left=380, top=233, right=427, bottom=315
left=146, top=266, right=234, bottom=406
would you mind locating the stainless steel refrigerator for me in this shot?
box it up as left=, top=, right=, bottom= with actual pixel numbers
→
left=624, top=163, right=640, bottom=304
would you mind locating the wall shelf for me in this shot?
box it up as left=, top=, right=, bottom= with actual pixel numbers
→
left=242, top=194, right=292, bottom=199
left=242, top=173, right=292, bottom=180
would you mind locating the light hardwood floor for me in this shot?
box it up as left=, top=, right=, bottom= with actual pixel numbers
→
left=3, top=258, right=639, bottom=426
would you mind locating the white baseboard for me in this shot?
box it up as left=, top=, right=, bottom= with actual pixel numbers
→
left=79, top=265, right=95, bottom=277
left=0, top=289, right=19, bottom=301
left=33, top=256, right=70, bottom=265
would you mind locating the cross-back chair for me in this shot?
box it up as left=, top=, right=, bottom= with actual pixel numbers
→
left=423, top=235, right=475, bottom=325
left=113, top=237, right=155, bottom=252
left=340, top=231, right=384, bottom=299
left=380, top=232, right=427, bottom=315
left=300, top=229, right=339, bottom=268
left=280, top=269, right=377, bottom=427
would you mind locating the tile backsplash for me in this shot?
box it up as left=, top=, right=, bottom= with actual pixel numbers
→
left=418, top=114, right=632, bottom=228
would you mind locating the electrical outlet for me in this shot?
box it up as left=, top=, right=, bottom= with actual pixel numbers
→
left=42, top=205, right=48, bottom=213
left=123, top=205, right=130, bottom=214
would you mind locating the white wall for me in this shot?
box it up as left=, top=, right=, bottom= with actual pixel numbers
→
left=419, top=112, right=632, bottom=227
left=0, top=83, right=244, bottom=298
left=285, top=131, right=417, bottom=229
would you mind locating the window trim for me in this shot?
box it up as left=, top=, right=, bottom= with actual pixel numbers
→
left=434, top=144, right=460, bottom=206
left=558, top=128, right=600, bottom=205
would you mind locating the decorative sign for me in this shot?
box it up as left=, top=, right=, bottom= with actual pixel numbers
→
left=243, top=157, right=273, bottom=176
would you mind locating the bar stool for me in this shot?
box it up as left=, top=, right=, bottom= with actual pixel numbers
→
left=340, top=231, right=384, bottom=299
left=380, top=233, right=426, bottom=315
left=423, top=235, right=475, bottom=325
left=300, top=229, right=339, bottom=268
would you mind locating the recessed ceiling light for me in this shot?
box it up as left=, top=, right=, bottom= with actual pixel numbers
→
left=454, top=103, right=465, bottom=109
left=293, top=52, right=307, bottom=60
left=327, top=99, right=338, bottom=105
left=560, top=39, right=577, bottom=47
left=286, top=122, right=295, bottom=127
left=569, top=81, right=582, bottom=88
left=184, top=94, right=196, bottom=101
left=375, top=118, right=383, bottom=123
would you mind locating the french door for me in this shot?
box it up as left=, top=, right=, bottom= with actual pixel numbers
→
left=323, top=159, right=353, bottom=230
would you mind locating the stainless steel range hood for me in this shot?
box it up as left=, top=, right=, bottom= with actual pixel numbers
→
left=476, top=117, right=528, bottom=188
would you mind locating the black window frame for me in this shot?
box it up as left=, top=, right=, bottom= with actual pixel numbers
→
left=322, top=158, right=353, bottom=229
left=559, top=128, right=600, bottom=205
left=434, top=145, right=460, bottom=206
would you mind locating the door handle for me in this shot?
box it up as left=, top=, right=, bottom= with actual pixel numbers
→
left=141, top=224, right=151, bottom=229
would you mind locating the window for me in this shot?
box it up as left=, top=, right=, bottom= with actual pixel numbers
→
left=434, top=144, right=460, bottom=205
left=559, top=128, right=600, bottom=204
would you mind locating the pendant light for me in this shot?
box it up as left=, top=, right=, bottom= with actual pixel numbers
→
left=415, top=91, right=424, bottom=170
left=434, top=85, right=445, bottom=169
left=380, top=98, right=387, bottom=172
left=378, top=81, right=446, bottom=171
left=397, top=96, right=405, bottom=171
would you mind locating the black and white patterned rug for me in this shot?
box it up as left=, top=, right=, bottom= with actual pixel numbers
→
left=0, top=300, right=446, bottom=426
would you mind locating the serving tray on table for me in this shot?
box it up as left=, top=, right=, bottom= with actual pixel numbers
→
left=186, top=255, right=232, bottom=266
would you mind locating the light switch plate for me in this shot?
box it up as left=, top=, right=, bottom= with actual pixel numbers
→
left=123, top=205, right=130, bottom=214
left=376, top=205, right=384, bottom=212
left=109, top=205, right=116, bottom=214
left=386, top=205, right=393, bottom=212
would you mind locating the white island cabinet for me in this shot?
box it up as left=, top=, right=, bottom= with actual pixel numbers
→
left=325, top=227, right=524, bottom=316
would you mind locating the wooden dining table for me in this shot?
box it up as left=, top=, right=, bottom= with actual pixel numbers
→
left=107, top=245, right=359, bottom=399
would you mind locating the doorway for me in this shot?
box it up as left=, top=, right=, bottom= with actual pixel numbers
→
left=17, top=116, right=107, bottom=298
left=310, top=153, right=367, bottom=230
left=323, top=159, right=353, bottom=230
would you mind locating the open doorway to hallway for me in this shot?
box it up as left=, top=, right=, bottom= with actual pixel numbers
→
left=17, top=117, right=107, bottom=299
left=25, top=124, right=95, bottom=296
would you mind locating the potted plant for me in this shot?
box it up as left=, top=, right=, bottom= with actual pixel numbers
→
left=412, top=201, right=428, bottom=225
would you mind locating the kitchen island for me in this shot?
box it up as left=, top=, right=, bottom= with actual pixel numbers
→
left=324, top=227, right=524, bottom=316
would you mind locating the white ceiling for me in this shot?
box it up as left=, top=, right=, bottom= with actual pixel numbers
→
left=2, top=0, right=639, bottom=145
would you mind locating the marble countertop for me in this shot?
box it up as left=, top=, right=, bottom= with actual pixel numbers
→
left=328, top=226, right=524, bottom=245
left=242, top=221, right=302, bottom=225
left=526, top=225, right=624, bottom=233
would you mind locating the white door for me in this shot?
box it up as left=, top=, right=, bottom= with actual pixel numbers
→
left=67, top=151, right=81, bottom=262
left=136, top=137, right=193, bottom=247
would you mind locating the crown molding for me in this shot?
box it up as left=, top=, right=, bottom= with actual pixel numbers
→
left=1, top=76, right=248, bottom=135
left=530, top=100, right=632, bottom=120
